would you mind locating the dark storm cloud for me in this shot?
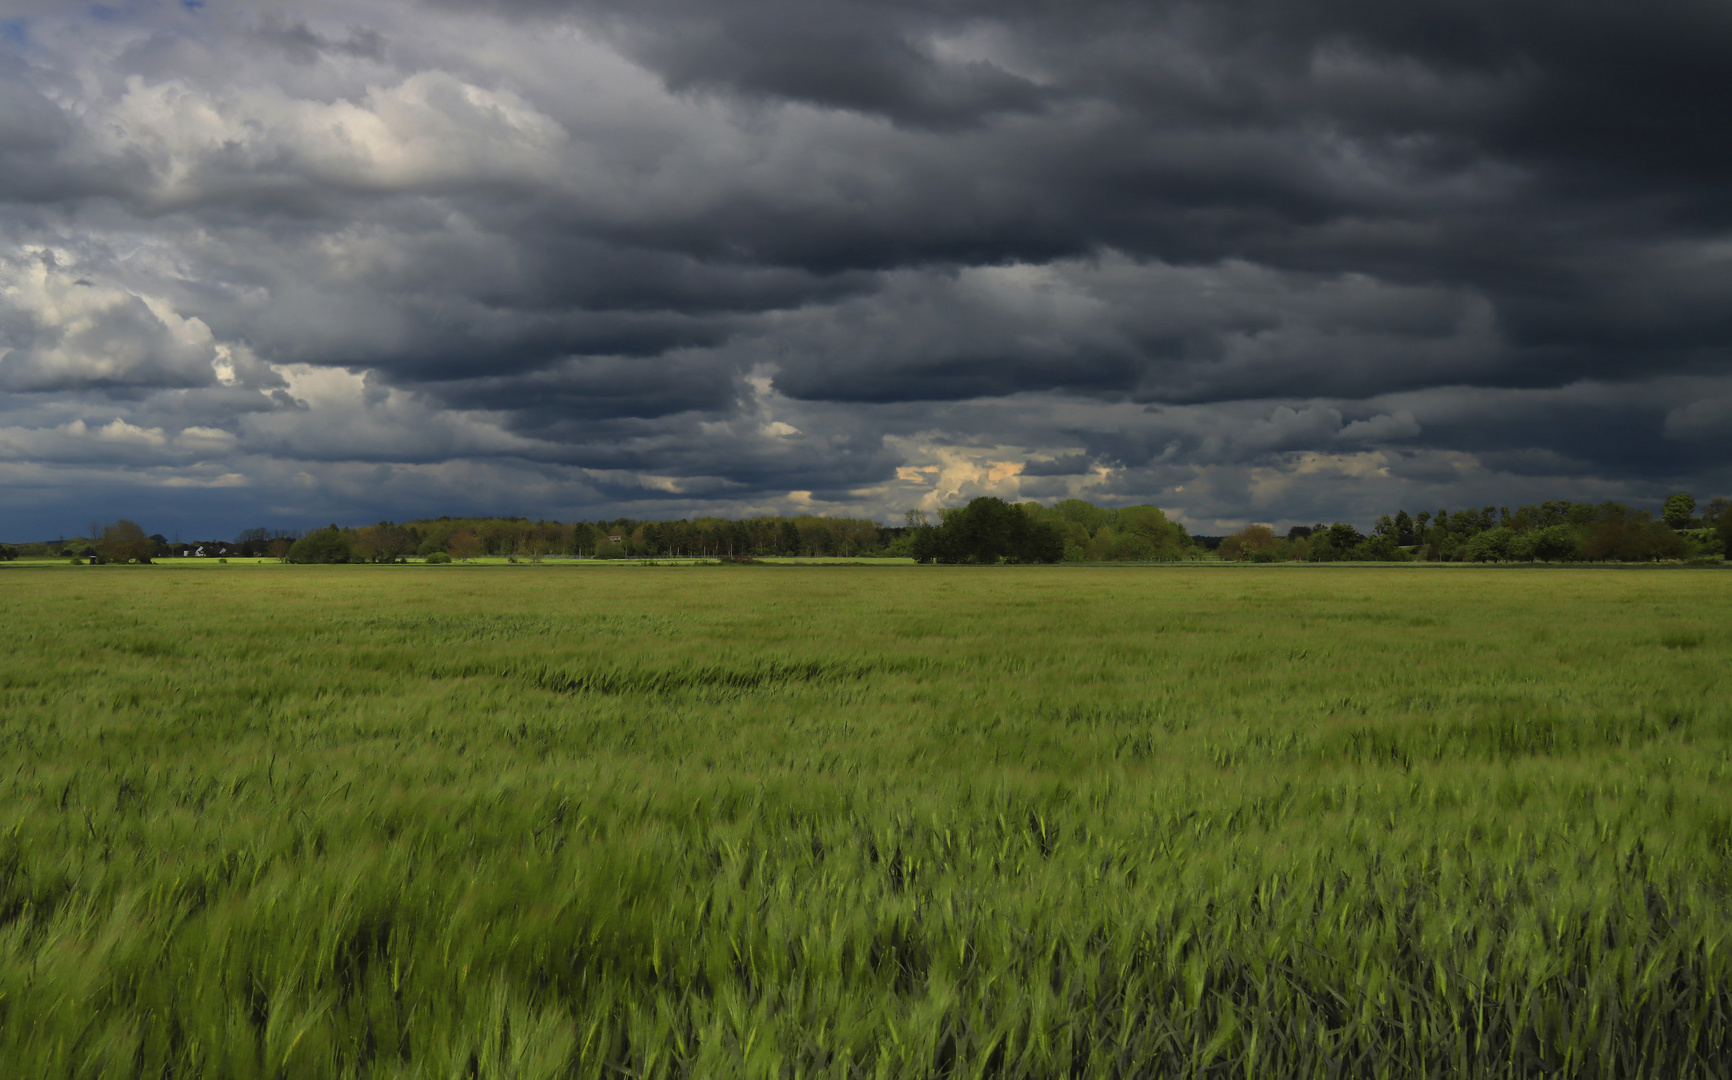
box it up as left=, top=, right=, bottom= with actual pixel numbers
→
left=432, top=0, right=1057, bottom=129
left=405, top=0, right=1732, bottom=401
left=424, top=354, right=739, bottom=423
left=610, top=10, right=1051, bottom=131
left=1, top=0, right=1729, bottom=538
left=750, top=258, right=1508, bottom=408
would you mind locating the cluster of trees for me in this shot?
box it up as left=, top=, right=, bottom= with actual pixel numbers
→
left=1034, top=500, right=1196, bottom=562
left=582, top=515, right=889, bottom=560
left=232, top=528, right=301, bottom=559
left=8, top=529, right=257, bottom=561
left=263, top=500, right=1203, bottom=565
left=277, top=514, right=903, bottom=563
left=38, top=520, right=170, bottom=564
left=905, top=499, right=1064, bottom=564
left=1219, top=495, right=1732, bottom=564
left=900, top=498, right=1199, bottom=564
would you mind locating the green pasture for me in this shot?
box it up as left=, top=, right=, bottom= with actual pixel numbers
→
left=0, top=564, right=1728, bottom=1077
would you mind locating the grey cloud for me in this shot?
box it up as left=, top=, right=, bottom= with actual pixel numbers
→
left=615, top=11, right=1051, bottom=130
left=254, top=13, right=386, bottom=64
left=432, top=0, right=1056, bottom=129
left=424, top=354, right=740, bottom=425
left=1664, top=397, right=1732, bottom=449
left=759, top=259, right=1505, bottom=407
left=0, top=68, right=72, bottom=201
left=1020, top=454, right=1095, bottom=477
left=1338, top=410, right=1420, bottom=441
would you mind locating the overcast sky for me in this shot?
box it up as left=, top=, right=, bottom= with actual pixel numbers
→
left=2, top=0, right=1729, bottom=538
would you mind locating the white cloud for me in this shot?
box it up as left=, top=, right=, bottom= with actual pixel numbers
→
left=82, top=70, right=568, bottom=204
left=0, top=249, right=221, bottom=391
left=160, top=472, right=248, bottom=488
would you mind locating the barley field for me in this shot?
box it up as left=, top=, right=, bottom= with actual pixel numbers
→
left=1, top=563, right=1729, bottom=1078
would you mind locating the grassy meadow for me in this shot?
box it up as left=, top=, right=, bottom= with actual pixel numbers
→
left=1, top=562, right=1729, bottom=1078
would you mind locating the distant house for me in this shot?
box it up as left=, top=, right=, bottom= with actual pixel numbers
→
left=607, top=535, right=624, bottom=543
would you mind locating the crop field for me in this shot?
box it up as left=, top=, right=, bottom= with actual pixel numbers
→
left=1, top=563, right=1729, bottom=1078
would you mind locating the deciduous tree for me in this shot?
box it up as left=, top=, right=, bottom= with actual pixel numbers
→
left=914, top=497, right=1063, bottom=564
left=97, top=520, right=154, bottom=564
left=1710, top=498, right=1732, bottom=552
left=286, top=526, right=354, bottom=564
left=447, top=531, right=484, bottom=562
left=355, top=523, right=414, bottom=563
left=1220, top=525, right=1280, bottom=561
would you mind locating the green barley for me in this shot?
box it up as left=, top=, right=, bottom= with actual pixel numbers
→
left=0, top=562, right=1727, bottom=1076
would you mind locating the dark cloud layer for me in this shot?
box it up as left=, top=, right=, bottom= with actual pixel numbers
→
left=0, top=0, right=1728, bottom=538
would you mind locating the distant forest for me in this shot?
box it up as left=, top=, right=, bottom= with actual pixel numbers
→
left=4, top=494, right=1726, bottom=565
left=278, top=498, right=1199, bottom=565
left=0, top=498, right=1191, bottom=565
left=1217, top=494, right=1731, bottom=563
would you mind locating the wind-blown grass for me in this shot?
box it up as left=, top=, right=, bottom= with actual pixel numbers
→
left=0, top=563, right=1728, bottom=1077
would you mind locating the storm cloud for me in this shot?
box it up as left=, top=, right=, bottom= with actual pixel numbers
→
left=1, top=0, right=1727, bottom=537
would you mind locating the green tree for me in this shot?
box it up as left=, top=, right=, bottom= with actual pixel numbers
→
left=286, top=526, right=354, bottom=564
left=1359, top=534, right=1410, bottom=561
left=1109, top=505, right=1193, bottom=561
left=1582, top=512, right=1685, bottom=562
left=1219, top=525, right=1279, bottom=562
left=908, top=522, right=941, bottom=563
left=1663, top=493, right=1696, bottom=529
left=1463, top=528, right=1515, bottom=562
left=1308, top=523, right=1364, bottom=562
left=355, top=523, right=414, bottom=563
left=447, top=531, right=484, bottom=562
left=1711, top=498, right=1732, bottom=553
left=1530, top=524, right=1581, bottom=562
left=1052, top=499, right=1109, bottom=534
left=1393, top=510, right=1415, bottom=545
left=919, top=498, right=1063, bottom=564
left=98, top=520, right=155, bottom=564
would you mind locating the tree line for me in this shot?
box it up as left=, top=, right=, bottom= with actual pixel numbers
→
left=274, top=514, right=899, bottom=563
left=266, top=499, right=1199, bottom=564
left=1217, top=494, right=1732, bottom=563
left=11, top=493, right=1724, bottom=567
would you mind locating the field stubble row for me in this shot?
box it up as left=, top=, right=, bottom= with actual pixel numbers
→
left=0, top=564, right=1728, bottom=1078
